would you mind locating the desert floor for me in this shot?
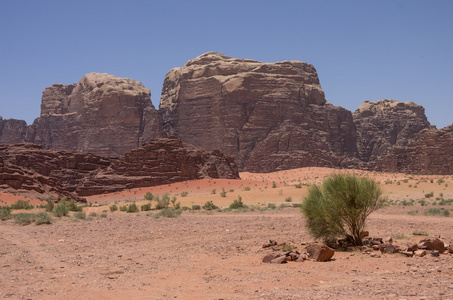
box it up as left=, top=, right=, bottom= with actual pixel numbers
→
left=1, top=167, right=453, bottom=299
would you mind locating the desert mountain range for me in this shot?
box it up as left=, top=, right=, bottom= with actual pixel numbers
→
left=1, top=52, right=452, bottom=176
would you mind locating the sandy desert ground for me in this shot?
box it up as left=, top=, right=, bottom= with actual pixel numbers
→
left=1, top=167, right=453, bottom=299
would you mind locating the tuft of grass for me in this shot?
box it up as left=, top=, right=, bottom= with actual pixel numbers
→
left=0, top=207, right=12, bottom=221
left=423, top=208, right=450, bottom=217
left=211, top=189, right=216, bottom=194
left=220, top=188, right=227, bottom=197
left=119, top=205, right=128, bottom=212
left=229, top=195, right=247, bottom=209
left=243, top=186, right=251, bottom=191
left=53, top=203, right=69, bottom=217
left=35, top=212, right=53, bottom=225
left=285, top=196, right=292, bottom=202
left=110, top=204, right=118, bottom=212
left=127, top=203, right=139, bottom=213
left=180, top=191, right=189, bottom=197
left=192, top=205, right=201, bottom=210
left=267, top=203, right=277, bottom=209
left=153, top=208, right=182, bottom=218
left=413, top=230, right=429, bottom=236
left=73, top=211, right=86, bottom=220
left=141, top=203, right=152, bottom=211
left=202, top=201, right=218, bottom=211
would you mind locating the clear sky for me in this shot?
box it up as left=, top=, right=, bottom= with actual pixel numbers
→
left=1, top=0, right=452, bottom=128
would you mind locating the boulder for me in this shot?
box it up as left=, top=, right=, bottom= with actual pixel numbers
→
left=270, top=256, right=287, bottom=264
left=448, top=240, right=453, bottom=254
left=418, top=238, right=445, bottom=253
left=306, top=243, right=335, bottom=261
left=262, top=254, right=277, bottom=263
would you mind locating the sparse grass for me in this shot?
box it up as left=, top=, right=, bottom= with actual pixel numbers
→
left=392, top=233, right=409, bottom=239
left=14, top=213, right=36, bottom=225
left=110, top=204, right=118, bottom=212
left=181, top=191, right=189, bottom=197
left=141, top=203, right=152, bottom=211
left=413, top=230, right=429, bottom=236
left=127, top=203, right=139, bottom=213
left=53, top=203, right=69, bottom=217
left=73, top=211, right=86, bottom=220
left=267, top=203, right=277, bottom=209
left=119, top=205, right=128, bottom=212
left=243, top=186, right=251, bottom=191
left=424, top=192, right=434, bottom=198
left=285, top=196, right=292, bottom=202
left=0, top=207, right=12, bottom=220
left=229, top=195, right=246, bottom=209
left=211, top=189, right=216, bottom=194
left=35, top=212, right=53, bottom=225
left=11, top=199, right=33, bottom=210
left=202, top=201, right=218, bottom=211
left=423, top=208, right=450, bottom=217
left=153, top=208, right=182, bottom=218
left=192, top=205, right=201, bottom=210
left=144, top=192, right=153, bottom=200
left=89, top=212, right=97, bottom=217
left=220, top=188, right=227, bottom=197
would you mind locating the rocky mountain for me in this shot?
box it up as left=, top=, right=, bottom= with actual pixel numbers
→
left=0, top=52, right=451, bottom=175
left=353, top=99, right=433, bottom=164
left=160, top=52, right=359, bottom=172
left=0, top=137, right=239, bottom=201
left=1, top=73, right=164, bottom=156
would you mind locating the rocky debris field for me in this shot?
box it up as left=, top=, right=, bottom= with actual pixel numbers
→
left=1, top=206, right=453, bottom=300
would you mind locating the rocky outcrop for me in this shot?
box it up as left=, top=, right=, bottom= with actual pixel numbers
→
left=1, top=73, right=164, bottom=156
left=376, top=125, right=453, bottom=174
left=353, top=99, right=432, bottom=163
left=0, top=137, right=239, bottom=200
left=160, top=52, right=359, bottom=172
left=0, top=117, right=28, bottom=144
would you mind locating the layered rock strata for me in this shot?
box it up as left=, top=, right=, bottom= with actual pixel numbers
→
left=0, top=137, right=239, bottom=200
left=160, top=52, right=359, bottom=172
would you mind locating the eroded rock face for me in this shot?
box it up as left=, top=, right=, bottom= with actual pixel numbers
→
left=1, top=73, right=164, bottom=157
left=353, top=99, right=432, bottom=163
left=0, top=117, right=28, bottom=144
left=160, top=52, right=359, bottom=172
left=0, top=137, right=239, bottom=200
left=376, top=125, right=453, bottom=174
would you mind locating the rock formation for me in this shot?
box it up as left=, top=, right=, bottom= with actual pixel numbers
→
left=0, top=137, right=239, bottom=200
left=0, top=117, right=28, bottom=144
left=376, top=125, right=453, bottom=174
left=1, top=73, right=164, bottom=156
left=353, top=99, right=432, bottom=163
left=160, top=52, right=359, bottom=172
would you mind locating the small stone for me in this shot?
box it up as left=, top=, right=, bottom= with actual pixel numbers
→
left=407, top=243, right=418, bottom=252
left=400, top=251, right=414, bottom=257
left=306, top=244, right=335, bottom=262
left=370, top=253, right=381, bottom=258
left=262, top=254, right=277, bottom=263
left=414, top=250, right=426, bottom=257
left=431, top=250, right=440, bottom=257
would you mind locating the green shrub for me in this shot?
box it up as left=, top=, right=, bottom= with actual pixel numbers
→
left=144, top=192, right=153, bottom=200
left=211, top=189, right=216, bottom=194
left=14, top=213, right=36, bottom=225
left=229, top=195, right=246, bottom=209
left=202, top=201, right=218, bottom=211
left=285, top=197, right=292, bottom=202
left=295, top=183, right=302, bottom=189
left=141, top=203, right=152, bottom=211
left=292, top=203, right=302, bottom=208
left=45, top=199, right=54, bottom=212
left=67, top=200, right=83, bottom=212
left=181, top=206, right=191, bottom=211
left=437, top=178, right=445, bottom=185
left=153, top=208, right=182, bottom=218
left=11, top=199, right=33, bottom=210
left=438, top=199, right=453, bottom=205
left=100, top=213, right=108, bottom=218
left=192, top=205, right=201, bottom=210
left=243, top=186, right=251, bottom=191
left=424, top=208, right=450, bottom=217
left=127, top=203, right=139, bottom=213
left=267, top=203, right=277, bottom=209
left=424, top=192, right=434, bottom=198
left=170, top=197, right=180, bottom=209
left=74, top=211, right=86, bottom=219
left=154, top=194, right=169, bottom=209
left=53, top=203, right=70, bottom=217
left=35, top=212, right=53, bottom=225
left=220, top=188, right=227, bottom=197
left=272, top=181, right=277, bottom=188
left=119, top=205, right=128, bottom=212
left=89, top=212, right=97, bottom=217
left=181, top=191, right=189, bottom=197
left=110, top=204, right=118, bottom=212
left=0, top=207, right=12, bottom=220
left=301, top=174, right=385, bottom=246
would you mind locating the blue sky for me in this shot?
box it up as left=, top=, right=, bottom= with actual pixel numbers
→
left=1, top=0, right=452, bottom=128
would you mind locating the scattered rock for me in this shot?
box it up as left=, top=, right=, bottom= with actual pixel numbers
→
left=370, top=253, right=381, bottom=258
left=414, top=250, right=427, bottom=257
left=262, top=254, right=277, bottom=263
left=418, top=238, right=445, bottom=253
left=270, top=256, right=287, bottom=264
left=400, top=251, right=414, bottom=257
left=306, top=244, right=335, bottom=262
left=407, top=243, right=418, bottom=252
left=380, top=244, right=400, bottom=254
left=431, top=250, right=440, bottom=257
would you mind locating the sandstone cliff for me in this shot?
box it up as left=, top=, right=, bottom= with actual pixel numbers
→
left=353, top=99, right=432, bottom=164
left=1, top=73, right=164, bottom=156
left=376, top=125, right=453, bottom=175
left=160, top=52, right=359, bottom=172
left=0, top=137, right=239, bottom=200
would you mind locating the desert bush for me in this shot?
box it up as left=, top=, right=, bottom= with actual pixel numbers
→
left=267, top=203, right=277, bottom=209
left=181, top=206, right=191, bottom=211
left=74, top=211, right=86, bottom=219
left=423, top=208, right=450, bottom=217
left=100, top=213, right=108, bottom=218
left=35, top=212, right=53, bottom=225
left=243, top=186, right=251, bottom=191
left=110, top=204, right=118, bottom=212
left=424, top=192, right=434, bottom=198
left=89, top=212, right=97, bottom=217
left=437, top=178, right=445, bottom=185
left=229, top=195, right=246, bottom=209
left=301, top=174, right=385, bottom=246
left=295, top=183, right=302, bottom=188
left=53, top=203, right=69, bottom=217
left=45, top=199, right=54, bottom=212
left=211, top=189, right=216, bottom=194
left=272, top=181, right=277, bottom=188
left=119, top=205, right=128, bottom=212
left=153, top=208, right=182, bottom=218
left=11, top=199, right=33, bottom=210
left=67, top=199, right=83, bottom=212
left=0, top=207, right=12, bottom=220
left=144, top=192, right=153, bottom=200
left=180, top=191, right=189, bottom=197
left=220, top=188, right=227, bottom=197
left=192, top=205, right=201, bottom=210
left=141, top=203, right=152, bottom=211
left=292, top=203, right=302, bottom=208
left=170, top=197, right=180, bottom=209
left=14, top=213, right=36, bottom=225
left=285, top=197, right=292, bottom=202
left=127, top=203, right=139, bottom=213
left=202, top=201, right=218, bottom=210
left=438, top=199, right=453, bottom=206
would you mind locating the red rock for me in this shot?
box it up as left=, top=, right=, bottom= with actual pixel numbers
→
left=407, top=243, right=418, bottom=252
left=261, top=254, right=277, bottom=263
left=379, top=244, right=399, bottom=254
left=448, top=240, right=453, bottom=254
left=270, top=256, right=287, bottom=264
left=306, top=244, right=335, bottom=262
left=418, top=238, right=445, bottom=253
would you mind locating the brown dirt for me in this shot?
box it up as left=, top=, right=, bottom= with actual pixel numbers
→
left=1, top=168, right=453, bottom=299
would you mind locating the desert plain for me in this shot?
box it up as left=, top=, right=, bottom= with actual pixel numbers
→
left=1, top=167, right=453, bottom=300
